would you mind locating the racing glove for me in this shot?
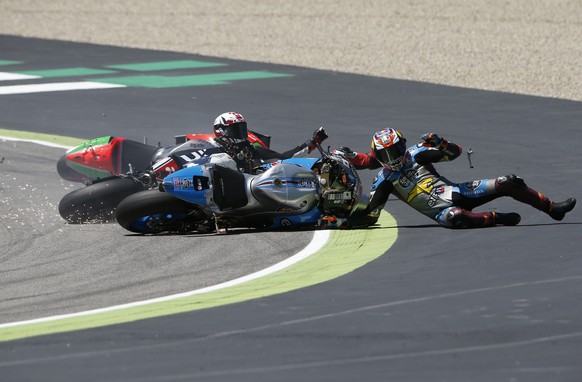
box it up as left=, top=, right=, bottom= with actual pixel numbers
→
left=420, top=133, right=448, bottom=150
left=307, top=127, right=329, bottom=152
left=331, top=146, right=357, bottom=158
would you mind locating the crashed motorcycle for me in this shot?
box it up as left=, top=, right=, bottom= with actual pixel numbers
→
left=57, top=132, right=271, bottom=223
left=115, top=145, right=363, bottom=234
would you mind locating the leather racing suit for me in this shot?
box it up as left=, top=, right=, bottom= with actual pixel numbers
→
left=345, top=135, right=572, bottom=228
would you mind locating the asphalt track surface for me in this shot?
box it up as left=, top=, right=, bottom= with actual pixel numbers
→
left=1, top=36, right=582, bottom=381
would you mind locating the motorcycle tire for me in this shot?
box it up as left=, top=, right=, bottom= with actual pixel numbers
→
left=59, top=177, right=147, bottom=224
left=115, top=191, right=205, bottom=234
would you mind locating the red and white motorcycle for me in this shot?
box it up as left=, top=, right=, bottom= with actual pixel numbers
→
left=57, top=131, right=271, bottom=223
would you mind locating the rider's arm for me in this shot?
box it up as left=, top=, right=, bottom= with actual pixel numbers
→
left=414, top=133, right=462, bottom=165
left=335, top=148, right=383, bottom=170
left=253, top=144, right=309, bottom=160
left=253, top=127, right=329, bottom=160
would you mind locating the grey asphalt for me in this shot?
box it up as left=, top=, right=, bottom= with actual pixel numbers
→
left=1, top=36, right=582, bottom=381
left=0, top=140, right=312, bottom=323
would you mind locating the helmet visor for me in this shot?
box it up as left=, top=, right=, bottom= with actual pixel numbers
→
left=376, top=140, right=407, bottom=168
left=222, top=122, right=248, bottom=140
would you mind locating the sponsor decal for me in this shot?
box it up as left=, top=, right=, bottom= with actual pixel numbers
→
left=464, top=189, right=485, bottom=196
left=181, top=178, right=192, bottom=189
left=398, top=169, right=417, bottom=188
left=280, top=218, right=292, bottom=227
left=193, top=176, right=209, bottom=191
left=462, top=180, right=486, bottom=196
left=427, top=185, right=450, bottom=207
left=427, top=188, right=439, bottom=207
left=171, top=177, right=195, bottom=190
left=406, top=177, right=435, bottom=203
left=299, top=177, right=318, bottom=188
left=465, top=180, right=482, bottom=190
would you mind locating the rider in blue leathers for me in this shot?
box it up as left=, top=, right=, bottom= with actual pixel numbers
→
left=337, top=128, right=576, bottom=228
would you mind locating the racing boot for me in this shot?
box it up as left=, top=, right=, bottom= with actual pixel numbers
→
left=496, top=175, right=575, bottom=221
left=494, top=212, right=521, bottom=226
left=548, top=198, right=576, bottom=221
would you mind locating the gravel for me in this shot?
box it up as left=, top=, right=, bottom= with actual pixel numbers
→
left=1, top=0, right=582, bottom=101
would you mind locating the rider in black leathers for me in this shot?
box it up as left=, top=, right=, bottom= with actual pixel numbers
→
left=212, top=112, right=328, bottom=174
left=337, top=128, right=576, bottom=228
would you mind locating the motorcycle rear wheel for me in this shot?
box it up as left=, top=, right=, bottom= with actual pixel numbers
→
left=59, top=177, right=146, bottom=224
left=115, top=191, right=208, bottom=234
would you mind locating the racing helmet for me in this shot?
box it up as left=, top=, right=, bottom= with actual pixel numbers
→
left=371, top=128, right=408, bottom=170
left=213, top=112, right=249, bottom=144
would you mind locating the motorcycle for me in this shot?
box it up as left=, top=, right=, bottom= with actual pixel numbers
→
left=115, top=145, right=363, bottom=234
left=57, top=131, right=271, bottom=223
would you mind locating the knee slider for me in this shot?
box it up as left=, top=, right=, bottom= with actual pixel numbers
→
left=438, top=207, right=469, bottom=228
left=496, top=174, right=527, bottom=192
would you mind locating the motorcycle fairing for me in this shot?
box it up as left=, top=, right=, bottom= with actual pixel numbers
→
left=269, top=207, right=323, bottom=229
left=247, top=131, right=271, bottom=148
left=126, top=212, right=191, bottom=233
left=250, top=163, right=319, bottom=212
left=265, top=157, right=319, bottom=169
left=64, top=136, right=121, bottom=179
left=63, top=136, right=158, bottom=181
left=174, top=133, right=215, bottom=145
left=176, top=131, right=270, bottom=149
left=163, top=164, right=210, bottom=207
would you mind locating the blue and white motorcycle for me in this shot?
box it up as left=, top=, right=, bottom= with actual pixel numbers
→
left=115, top=145, right=363, bottom=234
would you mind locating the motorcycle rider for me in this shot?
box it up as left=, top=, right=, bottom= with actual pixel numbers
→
left=212, top=111, right=328, bottom=174
left=335, top=128, right=576, bottom=228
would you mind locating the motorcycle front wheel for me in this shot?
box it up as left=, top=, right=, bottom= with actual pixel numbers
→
left=59, top=177, right=147, bottom=224
left=115, top=191, right=209, bottom=234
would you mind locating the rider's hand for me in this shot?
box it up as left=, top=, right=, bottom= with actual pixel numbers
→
left=313, top=127, right=328, bottom=145
left=332, top=146, right=357, bottom=158
left=307, top=127, right=329, bottom=152
left=420, top=133, right=447, bottom=149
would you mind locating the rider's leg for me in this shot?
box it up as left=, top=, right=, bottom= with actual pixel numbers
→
left=436, top=207, right=521, bottom=229
left=455, top=175, right=575, bottom=221
left=494, top=174, right=576, bottom=221
left=347, top=181, right=390, bottom=228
